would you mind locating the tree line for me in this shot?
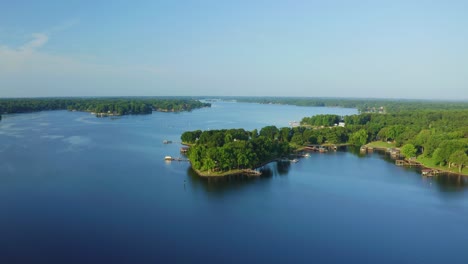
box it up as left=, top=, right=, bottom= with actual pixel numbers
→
left=0, top=98, right=211, bottom=116
left=303, top=110, right=468, bottom=173
left=231, top=96, right=468, bottom=113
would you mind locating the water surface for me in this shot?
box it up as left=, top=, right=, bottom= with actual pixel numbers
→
left=0, top=102, right=467, bottom=264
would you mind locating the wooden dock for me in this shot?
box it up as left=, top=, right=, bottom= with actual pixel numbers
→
left=395, top=159, right=422, bottom=167
left=241, top=169, right=262, bottom=176
left=164, top=156, right=189, bottom=162
left=422, top=169, right=439, bottom=177
left=395, top=160, right=406, bottom=166
left=304, top=144, right=344, bottom=152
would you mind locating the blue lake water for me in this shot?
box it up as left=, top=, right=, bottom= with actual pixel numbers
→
left=0, top=101, right=467, bottom=264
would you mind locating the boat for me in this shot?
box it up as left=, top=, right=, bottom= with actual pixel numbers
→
left=164, top=156, right=173, bottom=161
left=291, top=159, right=299, bottom=163
left=302, top=153, right=310, bottom=157
left=163, top=140, right=172, bottom=144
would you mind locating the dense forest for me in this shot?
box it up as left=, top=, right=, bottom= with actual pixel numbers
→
left=181, top=127, right=290, bottom=174
left=231, top=97, right=468, bottom=113
left=301, top=114, right=342, bottom=127
left=343, top=110, right=468, bottom=173
left=182, top=109, right=468, bottom=175
left=299, top=110, right=467, bottom=173
left=0, top=98, right=211, bottom=116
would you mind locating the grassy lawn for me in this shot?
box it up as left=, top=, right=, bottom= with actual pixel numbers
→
left=366, top=141, right=396, bottom=149
left=417, top=156, right=468, bottom=175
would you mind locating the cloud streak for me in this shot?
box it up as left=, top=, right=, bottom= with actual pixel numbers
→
left=19, top=33, right=48, bottom=51
left=0, top=31, right=166, bottom=97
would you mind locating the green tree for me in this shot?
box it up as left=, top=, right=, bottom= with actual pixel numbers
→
left=279, top=127, right=291, bottom=142
left=449, top=150, right=468, bottom=173
left=291, top=133, right=304, bottom=146
left=224, top=133, right=233, bottom=143
left=349, top=129, right=368, bottom=146
left=400, top=144, right=417, bottom=158
left=260, top=126, right=279, bottom=140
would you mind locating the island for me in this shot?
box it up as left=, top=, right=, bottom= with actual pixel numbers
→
left=0, top=97, right=211, bottom=117
left=182, top=107, right=468, bottom=177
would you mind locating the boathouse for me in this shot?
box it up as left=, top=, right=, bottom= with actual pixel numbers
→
left=180, top=147, right=189, bottom=153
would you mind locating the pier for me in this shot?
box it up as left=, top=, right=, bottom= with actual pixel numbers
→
left=421, top=169, right=439, bottom=177
left=395, top=159, right=422, bottom=167
left=304, top=144, right=345, bottom=152
left=164, top=156, right=189, bottom=162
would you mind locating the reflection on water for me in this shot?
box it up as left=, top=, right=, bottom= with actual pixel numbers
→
left=188, top=145, right=468, bottom=194
left=347, top=146, right=468, bottom=192
left=186, top=161, right=291, bottom=193
left=433, top=174, right=468, bottom=192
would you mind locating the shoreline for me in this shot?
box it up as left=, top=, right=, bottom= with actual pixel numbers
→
left=190, top=146, right=468, bottom=178
left=414, top=160, right=468, bottom=177
left=192, top=158, right=280, bottom=178
left=363, top=145, right=468, bottom=177
left=192, top=167, right=263, bottom=178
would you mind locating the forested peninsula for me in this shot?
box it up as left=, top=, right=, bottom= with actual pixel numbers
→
left=181, top=128, right=290, bottom=176
left=0, top=97, right=211, bottom=117
left=183, top=109, right=468, bottom=177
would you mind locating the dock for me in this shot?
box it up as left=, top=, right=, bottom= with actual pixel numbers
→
left=241, top=169, right=262, bottom=176
left=304, top=144, right=343, bottom=152
left=422, top=169, right=439, bottom=177
left=395, top=159, right=422, bottom=167
left=164, top=156, right=189, bottom=162
left=180, top=147, right=189, bottom=153
left=388, top=148, right=401, bottom=158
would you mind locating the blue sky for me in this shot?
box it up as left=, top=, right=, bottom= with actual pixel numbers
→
left=1, top=1, right=467, bottom=99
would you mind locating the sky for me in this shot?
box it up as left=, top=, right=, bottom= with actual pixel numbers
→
left=0, top=0, right=467, bottom=99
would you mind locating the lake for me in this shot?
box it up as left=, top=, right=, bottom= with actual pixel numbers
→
left=0, top=101, right=467, bottom=264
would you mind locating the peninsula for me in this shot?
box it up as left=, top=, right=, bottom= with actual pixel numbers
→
left=181, top=127, right=291, bottom=177
left=183, top=107, right=468, bottom=177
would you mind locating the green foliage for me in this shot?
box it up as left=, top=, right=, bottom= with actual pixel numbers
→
left=293, top=109, right=468, bottom=172
left=449, top=150, right=468, bottom=173
left=301, top=114, right=341, bottom=127
left=0, top=97, right=211, bottom=116
left=431, top=140, right=467, bottom=166
left=349, top=129, right=368, bottom=146
left=185, top=128, right=290, bottom=173
left=259, top=126, right=279, bottom=140
left=400, top=144, right=417, bottom=158
left=233, top=97, right=468, bottom=113
left=181, top=130, right=202, bottom=144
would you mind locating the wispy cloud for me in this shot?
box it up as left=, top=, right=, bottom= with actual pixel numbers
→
left=0, top=27, right=166, bottom=97
left=19, top=33, right=48, bottom=52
